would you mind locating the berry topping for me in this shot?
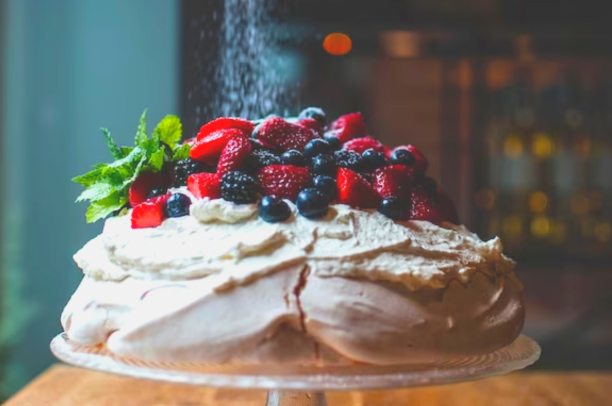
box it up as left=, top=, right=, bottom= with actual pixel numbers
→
left=394, top=145, right=428, bottom=174
left=313, top=175, right=337, bottom=200
left=249, top=138, right=274, bottom=152
left=362, top=148, right=388, bottom=171
left=343, top=137, right=384, bottom=155
left=280, top=149, right=307, bottom=167
left=197, top=117, right=254, bottom=141
left=390, top=148, right=416, bottom=167
left=303, top=139, right=333, bottom=160
left=217, top=135, right=252, bottom=177
left=437, top=191, right=460, bottom=224
left=310, top=154, right=336, bottom=176
left=421, top=176, right=438, bottom=196
left=256, top=117, right=319, bottom=152
left=131, top=194, right=170, bottom=229
left=129, top=172, right=171, bottom=208
left=187, top=172, right=221, bottom=199
left=296, top=188, right=330, bottom=219
left=220, top=171, right=258, bottom=204
left=297, top=118, right=323, bottom=135
left=173, top=158, right=214, bottom=187
left=147, top=188, right=168, bottom=200
left=326, top=112, right=367, bottom=143
left=257, top=165, right=311, bottom=201
left=336, top=168, right=381, bottom=209
left=165, top=193, right=192, bottom=218
left=409, top=185, right=441, bottom=223
left=334, top=149, right=364, bottom=172
left=378, top=197, right=410, bottom=221
left=298, top=107, right=326, bottom=127
left=373, top=165, right=415, bottom=199
left=324, top=135, right=342, bottom=151
left=191, top=128, right=247, bottom=161
left=241, top=150, right=281, bottom=173
left=258, top=196, right=292, bottom=223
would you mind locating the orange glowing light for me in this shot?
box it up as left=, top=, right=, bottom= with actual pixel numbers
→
left=323, top=33, right=352, bottom=56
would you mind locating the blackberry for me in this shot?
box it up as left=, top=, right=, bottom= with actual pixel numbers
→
left=220, top=171, right=258, bottom=204
left=241, top=150, right=280, bottom=174
left=147, top=188, right=168, bottom=200
left=334, top=150, right=363, bottom=172
left=173, top=158, right=213, bottom=187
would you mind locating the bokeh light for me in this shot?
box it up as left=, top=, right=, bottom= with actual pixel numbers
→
left=503, top=135, right=524, bottom=158
left=529, top=191, right=549, bottom=213
left=323, top=33, right=352, bottom=56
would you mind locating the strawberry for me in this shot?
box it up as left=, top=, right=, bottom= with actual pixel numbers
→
left=217, top=136, right=252, bottom=177
left=437, top=191, right=460, bottom=224
left=131, top=194, right=170, bottom=229
left=197, top=117, right=254, bottom=140
left=297, top=118, right=323, bottom=135
left=187, top=172, right=221, bottom=199
left=373, top=165, right=415, bottom=199
left=256, top=117, right=319, bottom=152
left=326, top=112, right=367, bottom=143
left=129, top=172, right=171, bottom=208
left=343, top=137, right=384, bottom=155
left=257, top=165, right=311, bottom=201
left=190, top=128, right=247, bottom=161
left=409, top=185, right=441, bottom=223
left=394, top=144, right=428, bottom=175
left=337, top=168, right=381, bottom=209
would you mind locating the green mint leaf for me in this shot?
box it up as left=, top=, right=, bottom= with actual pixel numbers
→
left=101, top=128, right=124, bottom=160
left=85, top=192, right=127, bottom=223
left=121, top=146, right=134, bottom=157
left=153, top=115, right=182, bottom=147
left=134, top=109, right=148, bottom=147
left=72, top=166, right=108, bottom=187
left=140, top=138, right=159, bottom=157
left=148, top=149, right=165, bottom=172
left=75, top=182, right=114, bottom=203
left=172, top=144, right=191, bottom=161
left=121, top=154, right=147, bottom=189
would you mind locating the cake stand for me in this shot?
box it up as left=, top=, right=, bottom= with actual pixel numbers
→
left=51, top=333, right=540, bottom=406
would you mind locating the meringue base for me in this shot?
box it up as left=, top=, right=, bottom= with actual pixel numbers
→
left=62, top=266, right=524, bottom=366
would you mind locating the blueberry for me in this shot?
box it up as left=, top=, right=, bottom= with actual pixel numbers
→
left=147, top=188, right=168, bottom=200
left=165, top=193, right=192, bottom=218
left=362, top=149, right=388, bottom=171
left=378, top=197, right=409, bottom=221
left=258, top=196, right=292, bottom=223
left=303, top=139, right=333, bottom=160
left=310, top=154, right=336, bottom=176
left=298, top=107, right=326, bottom=126
left=280, top=149, right=307, bottom=166
left=324, top=135, right=342, bottom=151
left=313, top=175, right=337, bottom=200
left=296, top=188, right=330, bottom=218
left=390, top=149, right=416, bottom=166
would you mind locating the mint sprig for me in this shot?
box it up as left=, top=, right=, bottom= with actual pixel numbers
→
left=73, top=110, right=189, bottom=223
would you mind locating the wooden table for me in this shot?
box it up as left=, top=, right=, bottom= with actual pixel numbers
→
left=4, top=365, right=612, bottom=406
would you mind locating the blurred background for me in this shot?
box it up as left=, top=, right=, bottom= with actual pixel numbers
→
left=1, top=0, right=611, bottom=398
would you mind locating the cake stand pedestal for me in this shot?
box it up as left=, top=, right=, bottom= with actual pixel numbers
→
left=51, top=334, right=540, bottom=406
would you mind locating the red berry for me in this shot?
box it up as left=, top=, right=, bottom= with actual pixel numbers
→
left=187, top=173, right=221, bottom=199
left=409, top=186, right=441, bottom=223
left=437, top=191, right=460, bottom=224
left=197, top=117, right=254, bottom=141
left=190, top=128, right=247, bottom=161
left=256, top=117, right=319, bottom=152
left=394, top=144, right=428, bottom=175
left=337, top=168, right=381, bottom=209
left=297, top=118, right=323, bottom=135
left=131, top=195, right=170, bottom=229
left=326, top=113, right=367, bottom=143
left=343, top=137, right=384, bottom=155
left=373, top=165, right=415, bottom=199
left=382, top=146, right=392, bottom=160
left=217, top=136, right=252, bottom=177
left=257, top=165, right=311, bottom=201
left=128, top=172, right=171, bottom=208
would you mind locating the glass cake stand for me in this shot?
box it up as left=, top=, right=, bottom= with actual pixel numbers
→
left=51, top=333, right=540, bottom=406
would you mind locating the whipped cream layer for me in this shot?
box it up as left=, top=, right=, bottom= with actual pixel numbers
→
left=74, top=193, right=517, bottom=292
